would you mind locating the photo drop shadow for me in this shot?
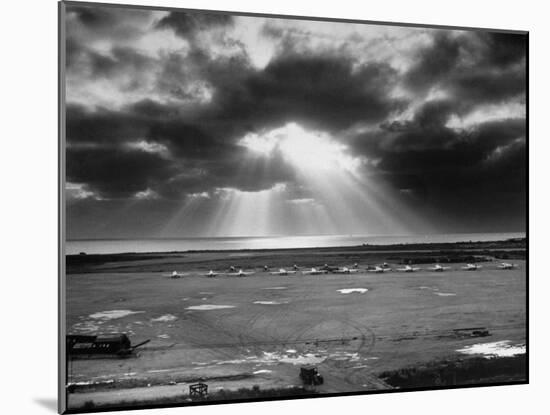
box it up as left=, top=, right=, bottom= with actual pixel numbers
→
left=34, top=398, right=57, bottom=413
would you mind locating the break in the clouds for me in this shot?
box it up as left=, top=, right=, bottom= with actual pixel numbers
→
left=64, top=4, right=527, bottom=239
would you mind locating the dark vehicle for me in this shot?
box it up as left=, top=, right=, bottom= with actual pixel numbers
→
left=300, top=365, right=324, bottom=385
left=66, top=334, right=150, bottom=358
left=472, top=329, right=491, bottom=337
left=453, top=327, right=491, bottom=338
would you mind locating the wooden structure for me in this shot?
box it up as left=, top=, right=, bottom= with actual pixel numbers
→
left=189, top=383, right=208, bottom=399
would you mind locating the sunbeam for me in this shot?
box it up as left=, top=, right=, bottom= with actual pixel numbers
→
left=227, top=122, right=434, bottom=236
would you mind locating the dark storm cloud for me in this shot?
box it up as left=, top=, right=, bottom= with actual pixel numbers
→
left=353, top=99, right=525, bottom=172
left=469, top=118, right=526, bottom=157
left=67, top=146, right=175, bottom=199
left=67, top=42, right=155, bottom=80
left=161, top=49, right=406, bottom=139
left=65, top=43, right=407, bottom=199
left=146, top=118, right=232, bottom=159
left=71, top=5, right=123, bottom=29
left=376, top=100, right=458, bottom=152
left=450, top=66, right=525, bottom=106
left=152, top=46, right=252, bottom=105
left=156, top=11, right=234, bottom=39
left=368, top=30, right=528, bottom=221
left=157, top=149, right=295, bottom=198
left=354, top=114, right=526, bottom=233
left=405, top=33, right=462, bottom=92
left=478, top=32, right=527, bottom=67
left=67, top=5, right=155, bottom=44
left=66, top=97, right=296, bottom=198
left=350, top=97, right=526, bottom=212
left=64, top=4, right=527, bottom=234
left=71, top=5, right=154, bottom=31
left=405, top=31, right=526, bottom=109
left=66, top=104, right=150, bottom=144
left=232, top=53, right=404, bottom=131
left=150, top=42, right=405, bottom=133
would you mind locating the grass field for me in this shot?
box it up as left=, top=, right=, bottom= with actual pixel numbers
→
left=65, top=245, right=526, bottom=410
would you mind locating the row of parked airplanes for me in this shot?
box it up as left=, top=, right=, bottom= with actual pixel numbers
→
left=163, top=262, right=518, bottom=278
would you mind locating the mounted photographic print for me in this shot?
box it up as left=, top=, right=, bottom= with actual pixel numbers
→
left=59, top=1, right=528, bottom=413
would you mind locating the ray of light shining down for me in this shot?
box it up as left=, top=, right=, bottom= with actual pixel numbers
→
left=160, top=122, right=434, bottom=238
left=236, top=123, right=434, bottom=236
left=159, top=193, right=212, bottom=238
left=203, top=150, right=291, bottom=236
left=206, top=184, right=286, bottom=236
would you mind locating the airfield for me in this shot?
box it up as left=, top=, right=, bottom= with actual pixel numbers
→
left=65, top=242, right=526, bottom=409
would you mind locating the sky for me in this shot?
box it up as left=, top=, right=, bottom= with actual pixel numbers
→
left=64, top=3, right=527, bottom=240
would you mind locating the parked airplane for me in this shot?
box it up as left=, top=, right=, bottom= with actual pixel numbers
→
left=163, top=271, right=188, bottom=279
left=396, top=265, right=421, bottom=272
left=203, top=270, right=222, bottom=277
left=321, top=264, right=339, bottom=272
left=270, top=268, right=297, bottom=276
left=227, top=269, right=255, bottom=276
left=498, top=262, right=517, bottom=270
left=428, top=264, right=451, bottom=272
left=367, top=266, right=391, bottom=273
left=335, top=267, right=360, bottom=274
left=302, top=267, right=328, bottom=275
left=461, top=263, right=482, bottom=271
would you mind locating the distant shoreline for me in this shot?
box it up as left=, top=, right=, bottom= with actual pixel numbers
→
left=66, top=237, right=526, bottom=258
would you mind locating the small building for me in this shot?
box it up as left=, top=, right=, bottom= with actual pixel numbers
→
left=67, top=334, right=133, bottom=356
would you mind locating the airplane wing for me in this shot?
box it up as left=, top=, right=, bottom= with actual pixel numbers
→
left=163, top=272, right=188, bottom=277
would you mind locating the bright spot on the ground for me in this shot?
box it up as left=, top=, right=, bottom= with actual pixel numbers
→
left=456, top=340, right=526, bottom=358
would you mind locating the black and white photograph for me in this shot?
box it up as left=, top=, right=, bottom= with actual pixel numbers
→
left=60, top=1, right=527, bottom=412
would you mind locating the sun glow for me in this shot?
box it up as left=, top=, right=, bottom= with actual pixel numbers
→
left=239, top=123, right=363, bottom=175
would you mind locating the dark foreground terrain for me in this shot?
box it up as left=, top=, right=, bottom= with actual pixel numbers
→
left=65, top=239, right=526, bottom=410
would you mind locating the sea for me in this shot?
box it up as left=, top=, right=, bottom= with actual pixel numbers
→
left=65, top=232, right=525, bottom=255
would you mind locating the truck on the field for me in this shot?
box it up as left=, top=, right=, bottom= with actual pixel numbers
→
left=300, top=365, right=324, bottom=385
